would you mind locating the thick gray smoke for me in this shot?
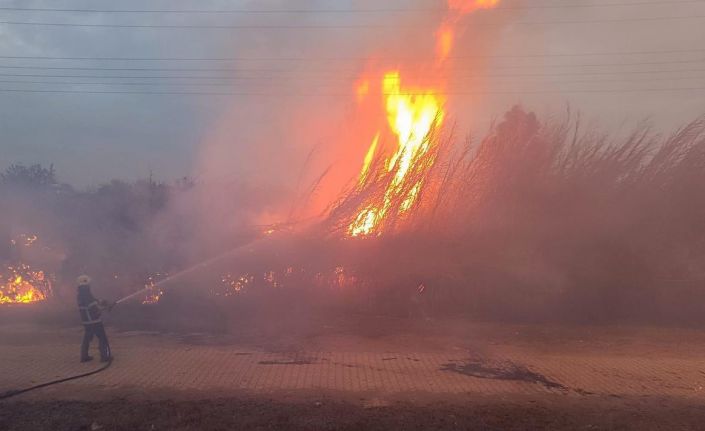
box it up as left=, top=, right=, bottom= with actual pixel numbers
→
left=3, top=1, right=705, bottom=332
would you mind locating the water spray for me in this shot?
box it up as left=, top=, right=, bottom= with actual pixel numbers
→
left=112, top=218, right=307, bottom=305
left=115, top=236, right=270, bottom=305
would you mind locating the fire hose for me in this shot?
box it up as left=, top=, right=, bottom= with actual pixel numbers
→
left=1, top=236, right=272, bottom=400
left=0, top=359, right=113, bottom=400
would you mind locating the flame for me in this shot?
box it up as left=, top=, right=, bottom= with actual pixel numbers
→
left=219, top=273, right=254, bottom=295
left=384, top=72, right=444, bottom=179
left=333, top=266, right=357, bottom=288
left=20, top=234, right=38, bottom=247
left=349, top=72, right=444, bottom=237
left=346, top=1, right=499, bottom=237
left=139, top=273, right=169, bottom=304
left=1, top=234, right=53, bottom=304
left=216, top=266, right=355, bottom=296
left=358, top=133, right=380, bottom=186
left=438, top=0, right=500, bottom=60
left=0, top=264, right=51, bottom=304
left=142, top=289, right=163, bottom=304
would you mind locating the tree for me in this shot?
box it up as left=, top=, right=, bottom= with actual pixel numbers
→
left=1, top=164, right=56, bottom=187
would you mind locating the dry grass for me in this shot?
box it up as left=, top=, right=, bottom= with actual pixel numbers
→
left=321, top=106, right=705, bottom=322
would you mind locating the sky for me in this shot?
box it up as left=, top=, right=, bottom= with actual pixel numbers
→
left=1, top=0, right=704, bottom=187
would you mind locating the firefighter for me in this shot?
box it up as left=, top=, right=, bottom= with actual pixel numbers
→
left=76, top=275, right=113, bottom=363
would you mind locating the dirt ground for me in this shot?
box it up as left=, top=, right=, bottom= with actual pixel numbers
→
left=1, top=306, right=705, bottom=430
left=3, top=395, right=705, bottom=431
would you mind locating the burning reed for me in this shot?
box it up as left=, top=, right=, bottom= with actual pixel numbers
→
left=324, top=107, right=705, bottom=322
left=136, top=106, right=705, bottom=326
left=3, top=108, right=705, bottom=326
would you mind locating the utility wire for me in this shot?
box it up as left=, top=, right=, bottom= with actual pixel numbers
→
left=463, top=67, right=705, bottom=77
left=1, top=87, right=705, bottom=96
left=0, top=75, right=702, bottom=88
left=0, top=1, right=702, bottom=13
left=1, top=58, right=703, bottom=72
left=1, top=67, right=704, bottom=80
left=1, top=48, right=705, bottom=61
left=0, top=15, right=704, bottom=29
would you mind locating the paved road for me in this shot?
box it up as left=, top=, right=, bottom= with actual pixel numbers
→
left=2, top=322, right=704, bottom=401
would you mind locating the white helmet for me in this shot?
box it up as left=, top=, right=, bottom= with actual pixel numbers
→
left=76, top=275, right=91, bottom=286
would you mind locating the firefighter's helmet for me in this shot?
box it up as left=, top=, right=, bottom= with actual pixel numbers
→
left=76, top=275, right=91, bottom=286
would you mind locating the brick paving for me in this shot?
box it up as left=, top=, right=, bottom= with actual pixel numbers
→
left=1, top=324, right=704, bottom=401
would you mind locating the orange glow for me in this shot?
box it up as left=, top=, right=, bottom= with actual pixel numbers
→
left=383, top=72, right=444, bottom=184
left=0, top=264, right=51, bottom=304
left=141, top=289, right=163, bottom=304
left=358, top=133, right=380, bottom=186
left=219, top=273, right=254, bottom=295
left=349, top=72, right=444, bottom=237
left=436, top=24, right=454, bottom=60
left=439, top=0, right=500, bottom=61
left=448, top=0, right=500, bottom=13
left=345, top=0, right=497, bottom=237
left=356, top=79, right=370, bottom=102
left=141, top=277, right=163, bottom=304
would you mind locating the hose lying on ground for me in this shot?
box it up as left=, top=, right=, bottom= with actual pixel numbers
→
left=0, top=358, right=112, bottom=400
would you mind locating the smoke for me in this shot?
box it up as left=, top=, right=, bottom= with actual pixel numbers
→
left=192, top=0, right=515, bottom=224
left=4, top=1, right=705, bottom=333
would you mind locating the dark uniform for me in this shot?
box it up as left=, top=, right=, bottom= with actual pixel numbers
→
left=77, top=284, right=112, bottom=362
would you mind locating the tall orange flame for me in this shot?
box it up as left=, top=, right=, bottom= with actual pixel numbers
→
left=347, top=0, right=500, bottom=237
left=349, top=73, right=444, bottom=236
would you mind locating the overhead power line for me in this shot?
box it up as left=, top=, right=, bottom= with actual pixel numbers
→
left=1, top=15, right=704, bottom=29
left=0, top=48, right=704, bottom=62
left=2, top=87, right=705, bottom=97
left=1, top=1, right=704, bottom=14
left=1, top=58, right=703, bottom=72
left=1, top=67, right=704, bottom=81
left=0, top=75, right=703, bottom=87
left=0, top=1, right=703, bottom=13
left=0, top=80, right=239, bottom=86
